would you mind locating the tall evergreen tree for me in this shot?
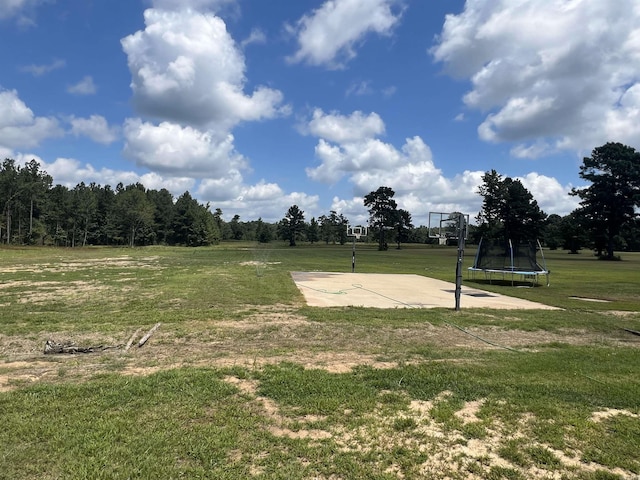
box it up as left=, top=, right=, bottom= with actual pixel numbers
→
left=571, top=142, right=640, bottom=259
left=44, top=184, right=72, bottom=246
left=364, top=186, right=397, bottom=251
left=282, top=205, right=305, bottom=246
left=18, top=159, right=52, bottom=244
left=394, top=209, right=413, bottom=249
left=147, top=188, right=175, bottom=244
left=476, top=170, right=546, bottom=245
left=114, top=183, right=155, bottom=247
left=307, top=217, right=320, bottom=244
left=0, top=159, right=19, bottom=244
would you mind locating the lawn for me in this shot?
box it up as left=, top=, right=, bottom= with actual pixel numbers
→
left=0, top=242, right=638, bottom=479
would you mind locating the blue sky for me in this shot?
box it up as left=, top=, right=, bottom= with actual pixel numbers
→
left=1, top=0, right=639, bottom=226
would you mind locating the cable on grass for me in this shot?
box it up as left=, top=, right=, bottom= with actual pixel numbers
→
left=296, top=283, right=360, bottom=295
left=443, top=321, right=521, bottom=353
left=350, top=284, right=426, bottom=308
left=300, top=281, right=521, bottom=352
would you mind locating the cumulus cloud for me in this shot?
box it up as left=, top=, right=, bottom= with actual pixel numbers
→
left=116, top=2, right=301, bottom=221
left=196, top=176, right=320, bottom=222
left=67, top=76, right=97, bottom=95
left=123, top=118, right=247, bottom=177
left=197, top=180, right=320, bottom=222
left=0, top=88, right=62, bottom=149
left=121, top=7, right=287, bottom=130
left=40, top=157, right=145, bottom=188
left=307, top=109, right=385, bottom=143
left=287, top=0, right=404, bottom=68
left=34, top=155, right=196, bottom=196
left=431, top=0, right=640, bottom=156
left=518, top=172, right=580, bottom=216
left=304, top=108, right=485, bottom=224
left=70, top=115, right=119, bottom=144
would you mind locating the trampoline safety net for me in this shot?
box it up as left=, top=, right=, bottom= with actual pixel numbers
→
left=469, top=238, right=550, bottom=286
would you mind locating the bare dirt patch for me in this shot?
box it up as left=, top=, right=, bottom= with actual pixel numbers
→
left=454, top=399, right=485, bottom=425
left=0, top=256, right=162, bottom=274
left=591, top=408, right=640, bottom=423
left=16, top=280, right=109, bottom=304
left=223, top=375, right=332, bottom=441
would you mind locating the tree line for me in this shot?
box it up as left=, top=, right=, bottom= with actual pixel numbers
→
left=0, top=158, right=220, bottom=247
left=2, top=142, right=639, bottom=256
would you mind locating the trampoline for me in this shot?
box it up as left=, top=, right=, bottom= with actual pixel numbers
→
left=468, top=238, right=550, bottom=286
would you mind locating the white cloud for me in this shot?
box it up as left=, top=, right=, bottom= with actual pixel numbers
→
left=121, top=7, right=287, bottom=129
left=431, top=0, right=640, bottom=156
left=518, top=172, right=580, bottom=216
left=138, top=171, right=195, bottom=193
left=123, top=118, right=247, bottom=177
left=197, top=177, right=320, bottom=222
left=67, top=76, right=97, bottom=95
left=240, top=28, right=266, bottom=49
left=114, top=3, right=304, bottom=221
left=304, top=108, right=486, bottom=224
left=35, top=156, right=196, bottom=196
left=149, top=0, right=234, bottom=11
left=40, top=157, right=143, bottom=188
left=287, top=0, right=403, bottom=68
left=510, top=141, right=553, bottom=159
left=0, top=88, right=62, bottom=149
left=0, top=0, right=48, bottom=22
left=345, top=80, right=373, bottom=97
left=307, top=109, right=385, bottom=143
left=19, top=58, right=65, bottom=76
left=0, top=145, right=12, bottom=158
left=70, top=115, right=119, bottom=144
left=195, top=170, right=244, bottom=201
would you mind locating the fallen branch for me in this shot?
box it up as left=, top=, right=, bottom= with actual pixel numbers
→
left=44, top=324, right=161, bottom=355
left=125, top=328, right=143, bottom=351
left=138, top=323, right=161, bottom=348
left=44, top=340, right=121, bottom=355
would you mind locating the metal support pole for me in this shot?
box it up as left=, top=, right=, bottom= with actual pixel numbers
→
left=351, top=236, right=356, bottom=272
left=454, top=214, right=466, bottom=311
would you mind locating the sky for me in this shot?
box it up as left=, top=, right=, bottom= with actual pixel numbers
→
left=1, top=0, right=639, bottom=227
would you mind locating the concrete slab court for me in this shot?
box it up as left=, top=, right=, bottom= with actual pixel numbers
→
left=291, top=272, right=559, bottom=310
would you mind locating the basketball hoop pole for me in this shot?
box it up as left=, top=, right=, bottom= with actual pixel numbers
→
left=351, top=236, right=356, bottom=272
left=347, top=225, right=367, bottom=272
left=454, top=214, right=467, bottom=311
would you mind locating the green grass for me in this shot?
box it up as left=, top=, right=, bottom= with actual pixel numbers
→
left=0, top=242, right=638, bottom=479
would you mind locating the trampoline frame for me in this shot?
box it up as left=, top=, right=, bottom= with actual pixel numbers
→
left=468, top=238, right=550, bottom=286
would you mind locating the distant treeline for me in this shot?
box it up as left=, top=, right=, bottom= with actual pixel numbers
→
left=2, top=156, right=639, bottom=252
left=0, top=158, right=437, bottom=247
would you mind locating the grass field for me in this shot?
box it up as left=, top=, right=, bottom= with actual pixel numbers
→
left=0, top=242, right=639, bottom=479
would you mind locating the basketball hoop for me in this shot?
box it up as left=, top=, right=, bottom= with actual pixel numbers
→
left=346, top=225, right=368, bottom=272
left=428, top=212, right=469, bottom=245
left=346, top=225, right=368, bottom=240
left=428, top=212, right=469, bottom=310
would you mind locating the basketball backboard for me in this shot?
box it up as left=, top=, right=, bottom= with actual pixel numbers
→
left=428, top=212, right=469, bottom=244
